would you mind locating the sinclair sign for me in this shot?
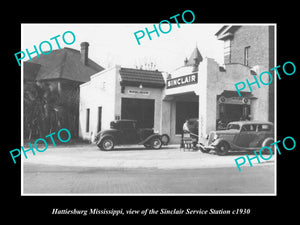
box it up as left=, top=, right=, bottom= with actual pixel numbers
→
left=166, top=73, right=198, bottom=89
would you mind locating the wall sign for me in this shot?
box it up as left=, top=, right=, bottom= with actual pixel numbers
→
left=128, top=90, right=150, bottom=95
left=166, top=73, right=197, bottom=89
left=219, top=96, right=250, bottom=105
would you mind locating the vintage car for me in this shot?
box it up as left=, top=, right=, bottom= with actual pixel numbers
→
left=94, top=120, right=170, bottom=151
left=203, top=121, right=274, bottom=155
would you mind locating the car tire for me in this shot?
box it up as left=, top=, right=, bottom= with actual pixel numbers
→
left=262, top=138, right=274, bottom=154
left=161, top=134, right=170, bottom=145
left=216, top=141, right=230, bottom=156
left=150, top=138, right=162, bottom=149
left=99, top=137, right=115, bottom=151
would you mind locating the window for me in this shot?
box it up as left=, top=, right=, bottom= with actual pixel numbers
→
left=97, top=107, right=102, bottom=132
left=224, top=39, right=231, bottom=63
left=86, top=108, right=90, bottom=132
left=241, top=124, right=256, bottom=132
left=244, top=46, right=250, bottom=66
left=227, top=124, right=240, bottom=130
left=257, top=124, right=272, bottom=131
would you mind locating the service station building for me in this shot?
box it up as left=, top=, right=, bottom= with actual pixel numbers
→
left=79, top=25, right=275, bottom=144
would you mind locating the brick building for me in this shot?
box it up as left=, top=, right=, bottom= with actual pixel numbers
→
left=215, top=25, right=275, bottom=122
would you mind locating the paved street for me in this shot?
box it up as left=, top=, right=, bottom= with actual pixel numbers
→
left=23, top=163, right=274, bottom=194
left=22, top=144, right=275, bottom=195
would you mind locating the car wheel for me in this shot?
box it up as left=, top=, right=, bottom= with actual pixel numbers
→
left=99, top=137, right=115, bottom=151
left=262, top=138, right=274, bottom=154
left=150, top=138, right=162, bottom=149
left=216, top=141, right=229, bottom=156
left=161, top=134, right=170, bottom=145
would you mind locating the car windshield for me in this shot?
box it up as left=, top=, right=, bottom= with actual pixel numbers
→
left=227, top=124, right=240, bottom=130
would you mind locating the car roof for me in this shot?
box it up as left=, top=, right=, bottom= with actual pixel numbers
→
left=228, top=120, right=274, bottom=126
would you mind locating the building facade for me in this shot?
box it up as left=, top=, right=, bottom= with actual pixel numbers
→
left=79, top=66, right=165, bottom=141
left=79, top=25, right=275, bottom=144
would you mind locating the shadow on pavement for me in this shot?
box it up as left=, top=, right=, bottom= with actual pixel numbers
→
left=100, top=145, right=178, bottom=152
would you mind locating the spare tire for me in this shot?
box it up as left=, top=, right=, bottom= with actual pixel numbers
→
left=161, top=134, right=170, bottom=145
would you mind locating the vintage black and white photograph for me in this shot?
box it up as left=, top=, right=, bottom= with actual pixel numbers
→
left=21, top=23, right=276, bottom=195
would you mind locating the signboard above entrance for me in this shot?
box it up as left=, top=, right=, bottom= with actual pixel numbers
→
left=218, top=95, right=250, bottom=105
left=166, top=73, right=198, bottom=89
left=128, top=89, right=150, bottom=95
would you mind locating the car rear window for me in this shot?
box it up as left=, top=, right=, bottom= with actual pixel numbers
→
left=257, top=124, right=272, bottom=131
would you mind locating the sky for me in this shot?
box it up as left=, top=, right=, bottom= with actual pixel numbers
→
left=21, top=24, right=224, bottom=72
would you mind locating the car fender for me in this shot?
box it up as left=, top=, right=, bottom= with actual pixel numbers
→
left=97, top=135, right=116, bottom=145
left=262, top=137, right=274, bottom=147
left=139, top=134, right=161, bottom=145
left=211, top=138, right=231, bottom=148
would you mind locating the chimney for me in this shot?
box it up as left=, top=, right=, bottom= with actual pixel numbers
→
left=80, top=42, right=89, bottom=65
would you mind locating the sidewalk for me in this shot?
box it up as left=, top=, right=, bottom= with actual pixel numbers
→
left=22, top=144, right=275, bottom=170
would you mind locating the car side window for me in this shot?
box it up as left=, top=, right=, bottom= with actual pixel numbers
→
left=241, top=124, right=257, bottom=132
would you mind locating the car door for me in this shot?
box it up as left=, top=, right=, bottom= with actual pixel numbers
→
left=120, top=121, right=139, bottom=144
left=234, top=124, right=258, bottom=148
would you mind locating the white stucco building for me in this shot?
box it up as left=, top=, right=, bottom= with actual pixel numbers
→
left=79, top=25, right=275, bottom=144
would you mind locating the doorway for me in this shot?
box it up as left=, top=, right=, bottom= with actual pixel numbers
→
left=121, top=98, right=155, bottom=128
left=175, top=101, right=199, bottom=134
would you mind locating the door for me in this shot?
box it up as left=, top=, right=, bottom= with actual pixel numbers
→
left=119, top=121, right=139, bottom=144
left=234, top=124, right=258, bottom=148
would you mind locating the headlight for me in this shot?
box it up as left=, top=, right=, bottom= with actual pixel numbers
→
left=212, top=133, right=218, bottom=142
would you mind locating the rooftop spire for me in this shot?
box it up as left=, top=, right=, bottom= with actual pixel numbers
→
left=185, top=46, right=203, bottom=72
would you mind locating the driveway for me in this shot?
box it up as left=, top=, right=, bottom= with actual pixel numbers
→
left=22, top=143, right=275, bottom=170
left=22, top=144, right=275, bottom=194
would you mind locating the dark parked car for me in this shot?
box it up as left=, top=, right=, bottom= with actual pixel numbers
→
left=203, top=121, right=274, bottom=155
left=94, top=120, right=170, bottom=151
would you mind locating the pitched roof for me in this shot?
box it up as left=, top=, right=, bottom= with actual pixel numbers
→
left=28, top=47, right=104, bottom=83
left=185, top=46, right=203, bottom=66
left=119, top=67, right=165, bottom=88
left=23, top=61, right=41, bottom=82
